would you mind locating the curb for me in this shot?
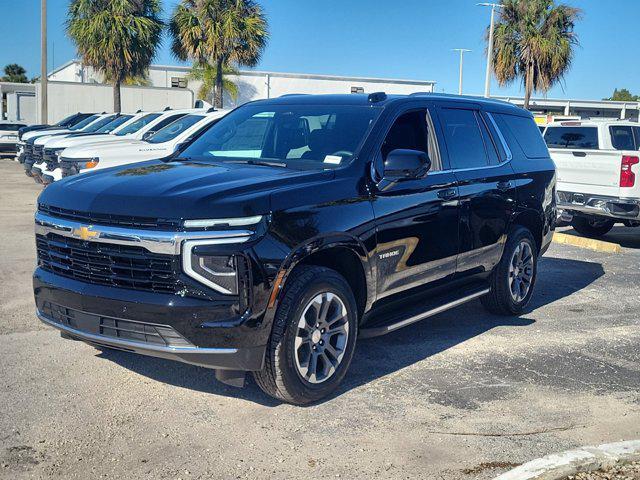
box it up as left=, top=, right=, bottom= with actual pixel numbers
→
left=494, top=440, right=640, bottom=480
left=552, top=232, right=622, bottom=253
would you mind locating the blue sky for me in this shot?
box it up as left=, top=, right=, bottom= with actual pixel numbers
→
left=0, top=0, right=634, bottom=100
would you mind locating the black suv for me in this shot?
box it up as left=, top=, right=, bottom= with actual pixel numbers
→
left=33, top=93, right=556, bottom=404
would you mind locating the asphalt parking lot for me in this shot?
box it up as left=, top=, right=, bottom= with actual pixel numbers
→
left=1, top=159, right=639, bottom=480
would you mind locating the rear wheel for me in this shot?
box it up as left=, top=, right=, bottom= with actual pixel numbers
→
left=482, top=227, right=537, bottom=315
left=571, top=216, right=614, bottom=238
left=253, top=266, right=358, bottom=405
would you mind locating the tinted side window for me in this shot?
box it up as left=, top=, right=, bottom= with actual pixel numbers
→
left=477, top=114, right=501, bottom=165
left=439, top=108, right=488, bottom=169
left=381, top=109, right=440, bottom=170
left=610, top=126, right=636, bottom=150
left=496, top=114, right=549, bottom=158
left=151, top=114, right=187, bottom=132
left=634, top=127, right=640, bottom=149
left=544, top=126, right=599, bottom=150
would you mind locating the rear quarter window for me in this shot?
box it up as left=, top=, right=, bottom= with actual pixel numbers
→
left=609, top=126, right=637, bottom=150
left=544, top=126, right=599, bottom=150
left=494, top=113, right=549, bottom=158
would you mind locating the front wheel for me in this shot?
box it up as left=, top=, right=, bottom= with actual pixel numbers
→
left=571, top=216, right=614, bottom=238
left=482, top=227, right=538, bottom=316
left=253, top=266, right=358, bottom=405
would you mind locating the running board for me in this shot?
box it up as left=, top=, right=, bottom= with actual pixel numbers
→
left=359, top=286, right=490, bottom=339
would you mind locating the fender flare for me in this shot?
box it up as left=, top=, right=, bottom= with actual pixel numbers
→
left=263, top=232, right=375, bottom=325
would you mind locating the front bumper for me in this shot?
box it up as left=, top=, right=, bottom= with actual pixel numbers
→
left=34, top=269, right=267, bottom=371
left=557, top=191, right=640, bottom=220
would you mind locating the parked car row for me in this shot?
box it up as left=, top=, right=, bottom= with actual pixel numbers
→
left=15, top=107, right=229, bottom=184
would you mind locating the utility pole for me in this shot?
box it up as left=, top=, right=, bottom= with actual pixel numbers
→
left=478, top=2, right=503, bottom=98
left=40, top=0, right=48, bottom=124
left=453, top=49, right=471, bottom=95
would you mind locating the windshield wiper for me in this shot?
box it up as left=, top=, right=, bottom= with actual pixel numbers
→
left=227, top=159, right=287, bottom=168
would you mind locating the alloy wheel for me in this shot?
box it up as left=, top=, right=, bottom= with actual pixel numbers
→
left=509, top=241, right=534, bottom=303
left=294, top=292, right=350, bottom=384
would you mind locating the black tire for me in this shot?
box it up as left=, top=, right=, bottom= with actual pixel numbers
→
left=253, top=265, right=358, bottom=405
left=571, top=216, right=614, bottom=238
left=481, top=226, right=538, bottom=316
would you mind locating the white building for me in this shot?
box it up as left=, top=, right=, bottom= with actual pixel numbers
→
left=49, top=60, right=438, bottom=109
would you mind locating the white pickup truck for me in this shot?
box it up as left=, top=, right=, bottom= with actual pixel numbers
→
left=42, top=109, right=228, bottom=183
left=544, top=120, right=640, bottom=237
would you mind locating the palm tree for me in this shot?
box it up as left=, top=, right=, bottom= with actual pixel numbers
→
left=1, top=64, right=29, bottom=83
left=169, top=0, right=268, bottom=108
left=188, top=62, right=239, bottom=105
left=67, top=0, right=163, bottom=112
left=490, top=0, right=580, bottom=110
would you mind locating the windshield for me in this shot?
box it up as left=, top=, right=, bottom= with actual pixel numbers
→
left=114, top=113, right=161, bottom=136
left=54, top=113, right=82, bottom=127
left=95, top=115, right=132, bottom=134
left=69, top=115, right=100, bottom=131
left=146, top=115, right=205, bottom=144
left=179, top=104, right=381, bottom=169
left=81, top=115, right=118, bottom=133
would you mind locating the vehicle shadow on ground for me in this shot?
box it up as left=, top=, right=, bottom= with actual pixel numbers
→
left=561, top=225, right=640, bottom=249
left=98, top=256, right=604, bottom=407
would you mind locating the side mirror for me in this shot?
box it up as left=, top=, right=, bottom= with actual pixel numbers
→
left=142, top=131, right=155, bottom=141
left=383, top=149, right=431, bottom=181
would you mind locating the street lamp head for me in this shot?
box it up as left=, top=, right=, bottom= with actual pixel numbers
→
left=477, top=2, right=504, bottom=7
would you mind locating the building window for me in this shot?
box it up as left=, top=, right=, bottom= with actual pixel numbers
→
left=351, top=86, right=364, bottom=94
left=171, top=77, right=188, bottom=89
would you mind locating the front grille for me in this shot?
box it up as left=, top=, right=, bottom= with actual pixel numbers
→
left=33, top=145, right=44, bottom=161
left=44, top=149, right=58, bottom=169
left=36, top=233, right=180, bottom=293
left=24, top=144, right=33, bottom=155
left=38, top=204, right=181, bottom=230
left=41, top=302, right=193, bottom=347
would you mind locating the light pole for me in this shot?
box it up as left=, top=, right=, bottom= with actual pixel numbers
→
left=40, top=0, right=48, bottom=124
left=453, top=49, right=471, bottom=95
left=478, top=2, right=503, bottom=98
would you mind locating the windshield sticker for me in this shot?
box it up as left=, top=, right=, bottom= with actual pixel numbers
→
left=324, top=155, right=342, bottom=165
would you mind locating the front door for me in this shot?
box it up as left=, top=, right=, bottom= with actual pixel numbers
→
left=371, top=106, right=460, bottom=300
left=435, top=105, right=517, bottom=277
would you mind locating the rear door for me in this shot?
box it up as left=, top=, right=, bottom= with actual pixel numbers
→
left=545, top=124, right=620, bottom=196
left=435, top=104, right=517, bottom=277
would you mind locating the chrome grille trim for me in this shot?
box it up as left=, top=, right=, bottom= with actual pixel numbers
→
left=35, top=212, right=253, bottom=255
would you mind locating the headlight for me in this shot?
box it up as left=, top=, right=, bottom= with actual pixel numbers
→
left=61, top=157, right=99, bottom=170
left=182, top=239, right=253, bottom=295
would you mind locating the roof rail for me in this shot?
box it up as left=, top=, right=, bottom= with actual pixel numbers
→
left=409, top=92, right=432, bottom=97
left=163, top=106, right=172, bottom=111
left=280, top=93, right=309, bottom=97
left=136, top=109, right=143, bottom=113
left=206, top=107, right=217, bottom=113
left=368, top=92, right=387, bottom=103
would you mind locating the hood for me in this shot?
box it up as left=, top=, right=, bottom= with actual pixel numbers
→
left=36, top=133, right=74, bottom=146
left=45, top=133, right=114, bottom=149
left=63, top=139, right=146, bottom=158
left=38, top=159, right=334, bottom=220
left=23, top=128, right=70, bottom=142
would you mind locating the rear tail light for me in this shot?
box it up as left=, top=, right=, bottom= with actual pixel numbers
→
left=621, top=155, right=639, bottom=188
